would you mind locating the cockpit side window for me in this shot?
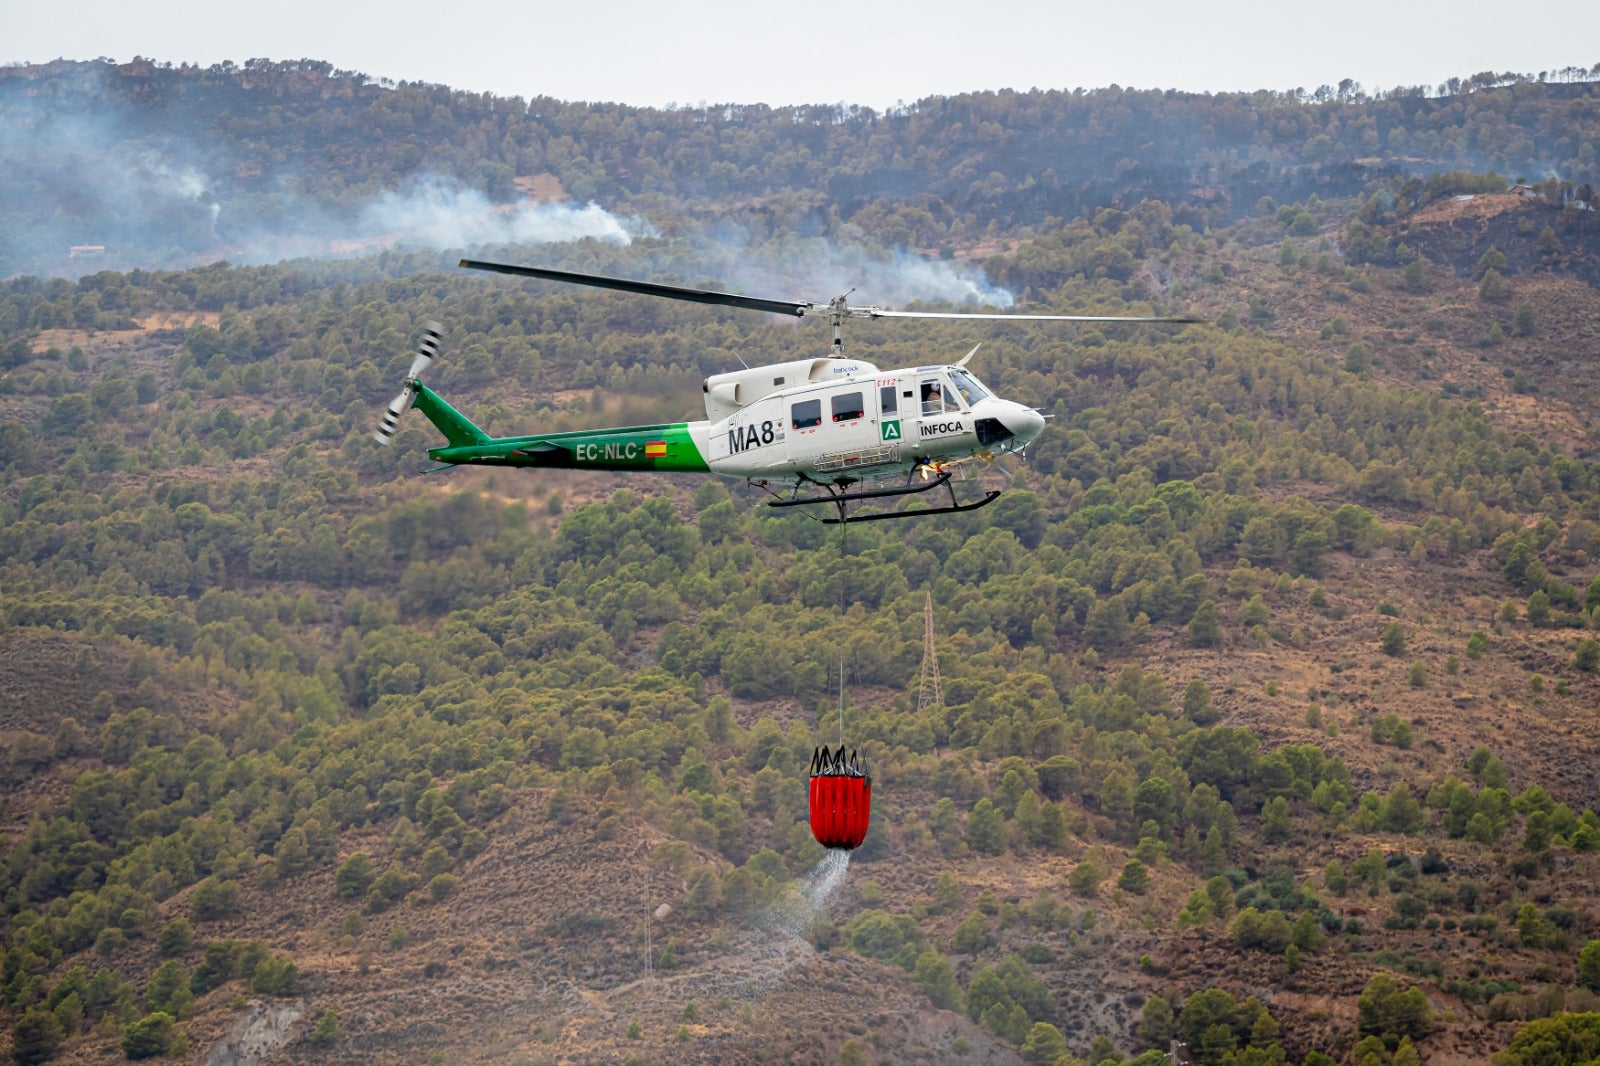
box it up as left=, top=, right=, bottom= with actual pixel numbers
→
left=949, top=369, right=990, bottom=406
left=921, top=375, right=971, bottom=414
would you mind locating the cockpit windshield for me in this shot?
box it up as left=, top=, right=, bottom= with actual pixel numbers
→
left=948, top=369, right=990, bottom=406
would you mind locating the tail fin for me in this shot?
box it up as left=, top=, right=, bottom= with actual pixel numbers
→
left=411, top=385, right=490, bottom=447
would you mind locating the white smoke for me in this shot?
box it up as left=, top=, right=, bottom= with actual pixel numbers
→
left=358, top=176, right=651, bottom=250
left=133, top=155, right=222, bottom=240
left=879, top=252, right=1015, bottom=308
left=0, top=61, right=647, bottom=275
left=689, top=234, right=1015, bottom=310
left=2, top=64, right=1002, bottom=293
left=133, top=155, right=209, bottom=201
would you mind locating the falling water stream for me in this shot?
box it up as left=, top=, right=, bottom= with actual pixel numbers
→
left=759, top=848, right=851, bottom=939
left=785, top=849, right=851, bottom=934
left=740, top=849, right=852, bottom=988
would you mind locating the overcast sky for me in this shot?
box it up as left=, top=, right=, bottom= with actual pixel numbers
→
left=5, top=0, right=1592, bottom=110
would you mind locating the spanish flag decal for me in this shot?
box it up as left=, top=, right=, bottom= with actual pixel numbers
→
left=644, top=440, right=667, bottom=458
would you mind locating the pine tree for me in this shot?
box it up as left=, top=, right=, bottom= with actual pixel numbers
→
left=145, top=960, right=194, bottom=1018
left=1479, top=267, right=1510, bottom=301
left=1137, top=995, right=1175, bottom=1049
left=121, top=1013, right=175, bottom=1060
left=1183, top=679, right=1218, bottom=724
left=1381, top=622, right=1407, bottom=656
left=1188, top=600, right=1223, bottom=647
left=1118, top=858, right=1150, bottom=895
left=1176, top=888, right=1214, bottom=928
left=1020, top=1023, right=1068, bottom=1064
left=10, top=1008, right=65, bottom=1066
left=1381, top=784, right=1426, bottom=834
left=1578, top=939, right=1600, bottom=993
left=310, top=1010, right=341, bottom=1045
left=912, top=951, right=964, bottom=1011
left=1262, top=796, right=1292, bottom=841
left=1068, top=854, right=1106, bottom=897
left=964, top=799, right=1006, bottom=856
left=1576, top=638, right=1599, bottom=673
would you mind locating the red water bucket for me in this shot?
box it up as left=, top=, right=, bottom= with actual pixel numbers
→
left=808, top=746, right=872, bottom=850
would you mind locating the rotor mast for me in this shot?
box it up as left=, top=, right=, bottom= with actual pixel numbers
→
left=826, top=291, right=855, bottom=358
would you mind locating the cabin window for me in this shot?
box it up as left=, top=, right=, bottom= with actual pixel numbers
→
left=879, top=385, right=897, bottom=416
left=792, top=399, right=822, bottom=429
left=919, top=379, right=948, bottom=415
left=832, top=392, right=865, bottom=422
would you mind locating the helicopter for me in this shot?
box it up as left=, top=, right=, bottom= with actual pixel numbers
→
left=374, top=260, right=1196, bottom=523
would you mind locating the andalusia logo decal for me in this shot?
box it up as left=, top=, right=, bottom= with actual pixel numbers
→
left=880, top=420, right=901, bottom=441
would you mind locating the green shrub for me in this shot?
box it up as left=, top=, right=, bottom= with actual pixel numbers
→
left=121, top=1012, right=175, bottom=1060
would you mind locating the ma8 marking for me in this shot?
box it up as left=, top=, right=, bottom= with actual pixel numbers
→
left=729, top=419, right=778, bottom=453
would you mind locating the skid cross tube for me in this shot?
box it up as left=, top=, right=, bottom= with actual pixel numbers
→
left=765, top=469, right=955, bottom=509
left=761, top=468, right=1000, bottom=525
left=822, top=488, right=1000, bottom=524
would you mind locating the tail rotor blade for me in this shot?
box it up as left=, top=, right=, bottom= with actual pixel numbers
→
left=372, top=389, right=412, bottom=446
left=374, top=321, right=443, bottom=446
left=408, top=320, right=442, bottom=380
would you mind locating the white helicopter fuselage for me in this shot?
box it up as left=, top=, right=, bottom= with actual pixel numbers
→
left=697, top=359, right=1044, bottom=484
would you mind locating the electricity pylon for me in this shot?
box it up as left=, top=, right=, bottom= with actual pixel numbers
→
left=917, top=590, right=943, bottom=714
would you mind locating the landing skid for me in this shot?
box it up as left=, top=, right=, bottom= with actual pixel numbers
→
left=762, top=469, right=1001, bottom=524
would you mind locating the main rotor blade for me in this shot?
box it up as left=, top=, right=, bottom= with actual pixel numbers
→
left=459, top=260, right=812, bottom=318
left=856, top=309, right=1203, bottom=323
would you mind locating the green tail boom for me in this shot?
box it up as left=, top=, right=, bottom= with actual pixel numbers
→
left=412, top=384, right=710, bottom=473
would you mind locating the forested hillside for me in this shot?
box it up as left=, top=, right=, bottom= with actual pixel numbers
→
left=3, top=59, right=1600, bottom=1066
left=3, top=58, right=1600, bottom=277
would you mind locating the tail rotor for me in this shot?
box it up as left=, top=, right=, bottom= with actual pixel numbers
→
left=373, top=321, right=442, bottom=446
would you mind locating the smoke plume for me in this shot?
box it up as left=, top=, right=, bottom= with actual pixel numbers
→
left=686, top=232, right=1015, bottom=309
left=1, top=63, right=1011, bottom=311
left=358, top=179, right=645, bottom=249
left=0, top=65, right=643, bottom=277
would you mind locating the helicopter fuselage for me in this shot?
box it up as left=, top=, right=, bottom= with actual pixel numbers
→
left=419, top=360, right=1044, bottom=486
left=704, top=362, right=1043, bottom=483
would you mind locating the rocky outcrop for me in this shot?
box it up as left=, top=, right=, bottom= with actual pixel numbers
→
left=201, top=1000, right=303, bottom=1066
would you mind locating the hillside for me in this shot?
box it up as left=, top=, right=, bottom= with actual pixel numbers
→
left=3, top=61, right=1600, bottom=1066
left=3, top=59, right=1600, bottom=278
